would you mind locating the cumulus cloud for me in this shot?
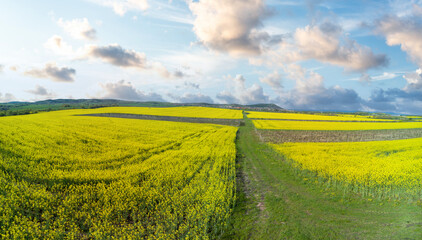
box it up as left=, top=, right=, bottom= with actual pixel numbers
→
left=44, top=35, right=77, bottom=57
left=169, top=92, right=213, bottom=103
left=88, top=0, right=148, bottom=16
left=87, top=44, right=147, bottom=68
left=276, top=64, right=363, bottom=111
left=57, top=18, right=96, bottom=40
left=24, top=63, right=76, bottom=82
left=365, top=87, right=422, bottom=114
left=150, top=62, right=185, bottom=79
left=259, top=71, right=282, bottom=90
left=287, top=22, right=388, bottom=72
left=86, top=44, right=184, bottom=78
left=189, top=0, right=277, bottom=56
left=216, top=74, right=269, bottom=104
left=375, top=11, right=422, bottom=67
left=26, top=85, right=55, bottom=98
left=99, top=80, right=164, bottom=101
left=0, top=93, right=16, bottom=103
left=403, top=68, right=422, bottom=90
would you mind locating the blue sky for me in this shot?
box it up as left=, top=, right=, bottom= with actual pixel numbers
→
left=1, top=0, right=422, bottom=114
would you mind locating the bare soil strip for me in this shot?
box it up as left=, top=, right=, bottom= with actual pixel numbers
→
left=249, top=118, right=401, bottom=122
left=79, top=113, right=243, bottom=126
left=257, top=128, right=422, bottom=142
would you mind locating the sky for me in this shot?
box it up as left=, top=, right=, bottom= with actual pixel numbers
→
left=1, top=0, right=422, bottom=114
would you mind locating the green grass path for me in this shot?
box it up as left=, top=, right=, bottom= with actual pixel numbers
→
left=222, top=116, right=422, bottom=239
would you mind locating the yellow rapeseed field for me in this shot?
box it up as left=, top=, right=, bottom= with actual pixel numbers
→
left=76, top=106, right=243, bottom=119
left=0, top=109, right=237, bottom=239
left=270, top=138, right=422, bottom=188
left=253, top=119, right=422, bottom=130
left=246, top=111, right=395, bottom=121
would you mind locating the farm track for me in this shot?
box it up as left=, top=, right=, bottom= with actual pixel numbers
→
left=257, top=128, right=422, bottom=142
left=79, top=113, right=243, bottom=126
left=222, top=115, right=422, bottom=239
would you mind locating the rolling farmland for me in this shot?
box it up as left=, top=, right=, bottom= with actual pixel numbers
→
left=1, top=106, right=421, bottom=239
left=246, top=111, right=397, bottom=121
left=75, top=106, right=244, bottom=119
left=0, top=108, right=237, bottom=239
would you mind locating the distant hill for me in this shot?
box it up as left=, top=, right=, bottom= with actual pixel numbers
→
left=0, top=99, right=286, bottom=117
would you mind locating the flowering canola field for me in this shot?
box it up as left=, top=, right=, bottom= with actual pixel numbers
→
left=247, top=111, right=395, bottom=121
left=271, top=137, right=422, bottom=189
left=78, top=106, right=243, bottom=119
left=253, top=119, right=422, bottom=130
left=0, top=109, right=237, bottom=239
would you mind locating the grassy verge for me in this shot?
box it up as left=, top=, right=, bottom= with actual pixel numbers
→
left=222, top=116, right=422, bottom=239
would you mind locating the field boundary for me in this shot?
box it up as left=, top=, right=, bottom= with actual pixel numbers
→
left=248, top=118, right=401, bottom=122
left=257, top=128, right=422, bottom=142
left=78, top=113, right=244, bottom=126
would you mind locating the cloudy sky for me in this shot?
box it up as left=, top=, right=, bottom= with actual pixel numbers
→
left=1, top=0, right=422, bottom=114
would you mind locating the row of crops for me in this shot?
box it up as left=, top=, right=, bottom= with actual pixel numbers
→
left=2, top=106, right=421, bottom=238
left=248, top=111, right=422, bottom=199
left=0, top=108, right=240, bottom=239
left=253, top=119, right=422, bottom=130
left=72, top=106, right=243, bottom=119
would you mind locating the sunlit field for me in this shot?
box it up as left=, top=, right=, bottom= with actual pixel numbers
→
left=0, top=110, right=237, bottom=239
left=271, top=138, right=422, bottom=196
left=253, top=119, right=422, bottom=130
left=247, top=111, right=396, bottom=121
left=77, top=106, right=243, bottom=119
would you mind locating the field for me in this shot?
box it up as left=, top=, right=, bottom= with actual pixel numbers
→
left=254, top=112, right=422, bottom=198
left=253, top=119, right=422, bottom=130
left=270, top=138, right=422, bottom=194
left=76, top=106, right=243, bottom=119
left=2, top=107, right=422, bottom=239
left=257, top=128, right=422, bottom=142
left=0, top=109, right=237, bottom=239
left=246, top=111, right=397, bottom=121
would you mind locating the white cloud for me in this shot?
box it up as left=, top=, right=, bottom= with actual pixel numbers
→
left=169, top=92, right=213, bottom=103
left=0, top=64, right=4, bottom=73
left=188, top=0, right=276, bottom=56
left=99, top=80, right=164, bottom=101
left=376, top=11, right=422, bottom=67
left=275, top=64, right=363, bottom=111
left=216, top=74, right=269, bottom=104
left=26, top=85, right=55, bottom=98
left=259, top=71, right=282, bottom=90
left=57, top=18, right=96, bottom=41
left=87, top=44, right=148, bottom=69
left=403, top=68, right=422, bottom=90
left=349, top=72, right=400, bottom=82
left=290, top=22, right=387, bottom=72
left=88, top=0, right=148, bottom=16
left=24, top=63, right=76, bottom=82
left=86, top=44, right=184, bottom=78
left=44, top=35, right=77, bottom=57
left=0, top=93, right=16, bottom=103
left=372, top=72, right=399, bottom=81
